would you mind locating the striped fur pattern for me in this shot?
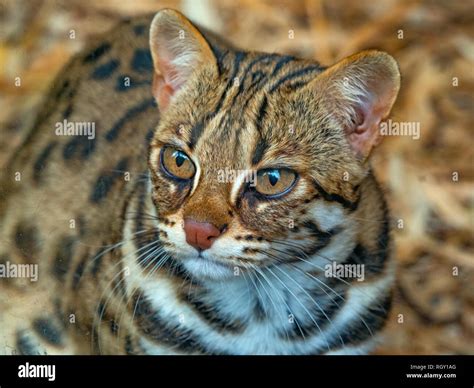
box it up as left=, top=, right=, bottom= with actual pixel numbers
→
left=0, top=10, right=399, bottom=355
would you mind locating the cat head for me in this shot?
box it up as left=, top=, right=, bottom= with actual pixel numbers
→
left=146, top=9, right=400, bottom=280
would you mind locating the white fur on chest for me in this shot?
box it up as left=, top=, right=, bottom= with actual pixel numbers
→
left=136, top=258, right=392, bottom=355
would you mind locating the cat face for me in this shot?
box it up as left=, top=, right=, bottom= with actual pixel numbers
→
left=146, top=10, right=400, bottom=280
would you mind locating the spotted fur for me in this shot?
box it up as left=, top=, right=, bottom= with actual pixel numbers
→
left=0, top=9, right=399, bottom=355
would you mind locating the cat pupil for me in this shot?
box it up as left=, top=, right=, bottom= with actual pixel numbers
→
left=174, top=152, right=185, bottom=167
left=268, top=170, right=280, bottom=186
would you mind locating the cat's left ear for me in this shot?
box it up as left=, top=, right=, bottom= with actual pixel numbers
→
left=309, top=50, right=400, bottom=160
left=149, top=9, right=218, bottom=110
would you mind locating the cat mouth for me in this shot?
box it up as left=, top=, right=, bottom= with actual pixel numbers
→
left=193, top=251, right=233, bottom=269
left=178, top=250, right=240, bottom=280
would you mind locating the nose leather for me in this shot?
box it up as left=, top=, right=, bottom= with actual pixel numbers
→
left=184, top=219, right=221, bottom=251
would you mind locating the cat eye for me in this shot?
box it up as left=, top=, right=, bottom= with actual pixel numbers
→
left=255, top=168, right=297, bottom=197
left=160, top=147, right=195, bottom=180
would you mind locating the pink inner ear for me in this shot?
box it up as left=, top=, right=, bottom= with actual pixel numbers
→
left=347, top=97, right=386, bottom=158
left=152, top=74, right=173, bottom=110
left=152, top=57, right=185, bottom=110
left=159, top=57, right=184, bottom=89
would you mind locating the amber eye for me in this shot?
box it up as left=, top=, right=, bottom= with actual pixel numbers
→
left=160, top=147, right=195, bottom=180
left=255, top=168, right=297, bottom=197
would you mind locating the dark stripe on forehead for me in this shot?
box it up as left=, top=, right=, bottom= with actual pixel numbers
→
left=231, top=54, right=293, bottom=111
left=231, top=54, right=279, bottom=102
left=238, top=55, right=297, bottom=113
left=285, top=80, right=313, bottom=91
left=251, top=96, right=270, bottom=165
left=271, top=55, right=297, bottom=75
left=243, top=53, right=279, bottom=77
left=187, top=121, right=205, bottom=150
left=251, top=70, right=265, bottom=83
left=255, top=96, right=268, bottom=133
left=269, top=65, right=321, bottom=93
left=240, top=71, right=267, bottom=110
left=251, top=138, right=269, bottom=166
left=187, top=51, right=249, bottom=149
left=211, top=51, right=247, bottom=116
left=184, top=50, right=244, bottom=148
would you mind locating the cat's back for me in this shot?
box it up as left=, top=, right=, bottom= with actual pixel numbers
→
left=0, top=15, right=159, bottom=353
left=1, top=15, right=159, bottom=234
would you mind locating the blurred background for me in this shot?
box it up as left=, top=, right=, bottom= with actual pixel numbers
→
left=0, top=0, right=472, bottom=354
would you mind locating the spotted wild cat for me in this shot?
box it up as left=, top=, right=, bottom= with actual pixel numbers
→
left=0, top=9, right=400, bottom=355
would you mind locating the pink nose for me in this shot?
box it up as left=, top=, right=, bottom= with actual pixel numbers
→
left=184, top=219, right=221, bottom=251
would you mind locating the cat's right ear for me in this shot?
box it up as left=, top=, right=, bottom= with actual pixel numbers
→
left=149, top=9, right=218, bottom=110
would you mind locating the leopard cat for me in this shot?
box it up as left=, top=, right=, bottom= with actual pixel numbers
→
left=0, top=9, right=400, bottom=355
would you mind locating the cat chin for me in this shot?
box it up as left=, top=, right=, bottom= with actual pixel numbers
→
left=181, top=256, right=235, bottom=281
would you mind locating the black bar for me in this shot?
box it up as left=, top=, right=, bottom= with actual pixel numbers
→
left=0, top=355, right=471, bottom=386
